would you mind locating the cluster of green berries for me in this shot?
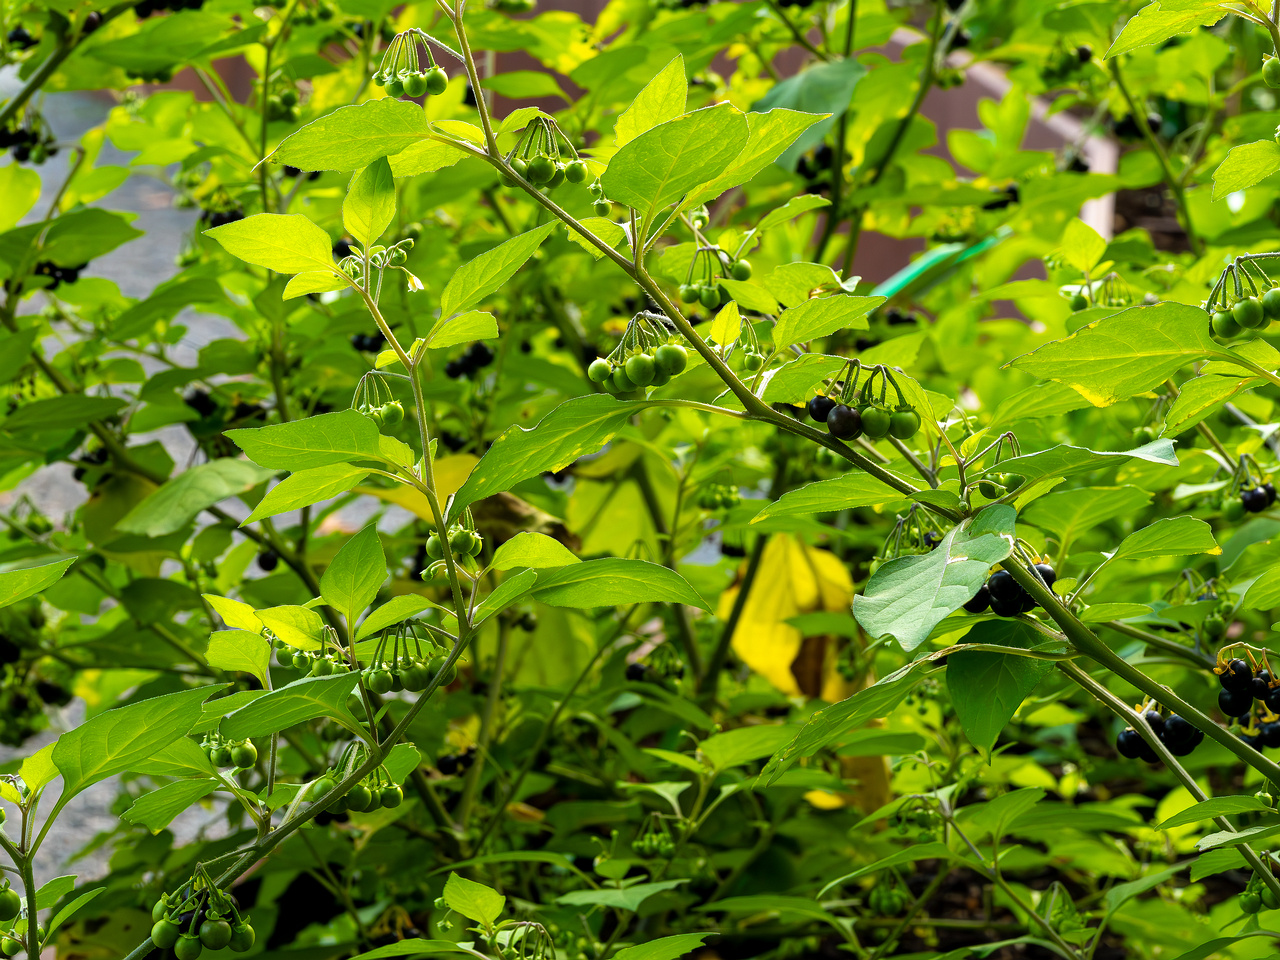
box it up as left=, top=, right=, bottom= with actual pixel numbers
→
left=265, top=87, right=301, bottom=123
left=588, top=342, right=688, bottom=395
left=312, top=771, right=404, bottom=813
left=502, top=154, right=589, bottom=188
left=587, top=179, right=612, bottom=216
left=695, top=483, right=740, bottom=511
left=361, top=653, right=454, bottom=694
left=866, top=884, right=907, bottom=917
left=631, top=831, right=675, bottom=858
left=278, top=645, right=352, bottom=676
left=373, top=30, right=448, bottom=99
left=359, top=399, right=404, bottom=427
left=0, top=925, right=44, bottom=958
left=677, top=278, right=726, bottom=310
left=339, top=239, right=415, bottom=285
left=199, top=735, right=258, bottom=769
left=1210, top=288, right=1280, bottom=339
left=1240, top=862, right=1280, bottom=914
left=425, top=525, right=483, bottom=564
left=150, top=883, right=254, bottom=959
left=0, top=885, right=19, bottom=924
left=501, top=117, right=590, bottom=191
left=492, top=0, right=536, bottom=10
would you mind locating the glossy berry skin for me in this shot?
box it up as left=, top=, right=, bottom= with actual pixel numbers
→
left=1262, top=721, right=1280, bottom=749
left=1234, top=297, right=1267, bottom=329
left=229, top=923, right=255, bottom=953
left=174, top=934, right=203, bottom=960
left=200, top=920, right=233, bottom=951
left=380, top=401, right=404, bottom=426
left=826, top=404, right=862, bottom=439
left=231, top=742, right=257, bottom=768
left=346, top=783, right=373, bottom=811
left=654, top=343, right=687, bottom=375
left=587, top=358, right=612, bottom=383
left=526, top=156, right=555, bottom=183
left=1265, top=57, right=1280, bottom=88
left=564, top=159, right=588, bottom=183
left=807, top=395, right=836, bottom=423
left=1160, top=714, right=1199, bottom=755
left=151, top=920, right=181, bottom=950
left=1141, top=710, right=1165, bottom=737
left=594, top=200, right=612, bottom=217
left=861, top=405, right=892, bottom=439
left=730, top=259, right=752, bottom=281
left=678, top=284, right=697, bottom=303
left=1242, top=487, right=1270, bottom=513
left=1252, top=670, right=1272, bottom=699
left=424, top=66, right=448, bottom=95
left=888, top=406, right=921, bottom=440
left=625, top=353, right=656, bottom=386
left=1221, top=658, right=1253, bottom=691
left=625, top=662, right=647, bottom=682
left=699, top=285, right=721, bottom=309
left=429, top=654, right=457, bottom=685
left=403, top=72, right=428, bottom=98
left=380, top=784, right=404, bottom=808
left=1116, top=728, right=1144, bottom=759
left=1265, top=482, right=1278, bottom=506
left=1033, top=563, right=1057, bottom=590
left=1219, top=686, right=1254, bottom=717
left=987, top=569, right=1021, bottom=603
left=0, top=890, right=18, bottom=923
left=1211, top=310, right=1240, bottom=338
left=987, top=591, right=1023, bottom=618
left=1069, top=293, right=1088, bottom=311
left=1263, top=287, right=1280, bottom=318
left=963, top=583, right=990, bottom=613
left=1266, top=687, right=1280, bottom=714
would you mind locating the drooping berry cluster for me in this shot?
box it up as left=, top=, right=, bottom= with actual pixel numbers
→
left=676, top=246, right=748, bottom=311
left=32, top=260, right=87, bottom=290
left=424, top=523, right=483, bottom=574
left=0, top=122, right=56, bottom=164
left=965, top=564, right=1056, bottom=617
left=1207, top=275, right=1280, bottom=341
left=198, top=735, right=258, bottom=769
left=695, top=483, right=740, bottom=511
left=350, top=330, right=387, bottom=353
left=588, top=312, right=688, bottom=397
left=501, top=116, right=590, bottom=189
left=1116, top=709, right=1204, bottom=762
left=150, top=873, right=255, bottom=960
left=374, top=29, right=448, bottom=98
left=631, top=815, right=676, bottom=858
left=1223, top=480, right=1277, bottom=520
left=352, top=371, right=405, bottom=428
left=810, top=362, right=922, bottom=443
left=445, top=342, right=495, bottom=379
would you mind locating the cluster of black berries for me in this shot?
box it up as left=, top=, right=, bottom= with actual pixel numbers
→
left=445, top=342, right=494, bottom=379
left=436, top=746, right=476, bottom=776
left=33, top=260, right=86, bottom=290
left=200, top=208, right=244, bottom=229
left=965, top=564, right=1056, bottom=617
left=982, top=183, right=1020, bottom=211
left=1216, top=658, right=1279, bottom=719
left=796, top=143, right=833, bottom=187
left=0, top=125, right=55, bottom=164
left=1241, top=482, right=1277, bottom=516
left=6, top=27, right=37, bottom=50
left=282, top=166, right=322, bottom=181
left=350, top=331, right=386, bottom=353
left=1117, top=711, right=1203, bottom=762
left=1042, top=44, right=1092, bottom=87
left=135, top=0, right=204, bottom=16
left=125, top=66, right=175, bottom=83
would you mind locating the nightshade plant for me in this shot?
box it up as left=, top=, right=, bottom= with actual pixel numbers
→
left=10, top=0, right=1280, bottom=959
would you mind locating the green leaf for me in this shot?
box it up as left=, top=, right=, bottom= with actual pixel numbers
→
left=1157, top=795, right=1273, bottom=829
left=1105, top=0, right=1229, bottom=59
left=1021, top=486, right=1153, bottom=548
left=773, top=295, right=882, bottom=349
left=0, top=558, right=75, bottom=608
left=947, top=620, right=1053, bottom=752
left=283, top=270, right=348, bottom=300
left=228, top=409, right=384, bottom=471
left=532, top=558, right=707, bottom=610
left=1212, top=139, right=1280, bottom=199
left=1104, top=865, right=1185, bottom=914
left=381, top=742, right=423, bottom=785
left=759, top=354, right=846, bottom=403
left=957, top=786, right=1045, bottom=843
left=356, top=594, right=437, bottom=640
left=750, top=57, right=862, bottom=167
left=345, top=941, right=481, bottom=960
left=474, top=569, right=537, bottom=624
left=122, top=778, right=218, bottom=833
left=1060, top=218, right=1106, bottom=273
left=557, top=880, right=687, bottom=912
left=1008, top=302, right=1220, bottom=406
left=1164, top=373, right=1262, bottom=434
left=481, top=70, right=568, bottom=101
left=258, top=604, right=325, bottom=651
left=758, top=194, right=831, bottom=232
left=132, top=738, right=217, bottom=778
left=1165, top=934, right=1280, bottom=960
left=448, top=396, right=641, bottom=521
left=852, top=505, right=1016, bottom=651
left=443, top=873, right=505, bottom=929
left=708, top=300, right=742, bottom=347
left=271, top=99, right=431, bottom=171
left=206, top=630, right=271, bottom=686
left=719, top=278, right=779, bottom=314
left=116, top=459, right=275, bottom=537
left=245, top=463, right=368, bottom=524
left=321, top=525, right=386, bottom=623
left=425, top=311, right=499, bottom=350
left=816, top=844, right=955, bottom=897
left=220, top=674, right=360, bottom=740
left=612, top=935, right=712, bottom=960
left=1196, top=821, right=1280, bottom=850
left=388, top=140, right=471, bottom=178
left=990, top=439, right=1178, bottom=482
left=763, top=657, right=935, bottom=782
left=491, top=532, right=579, bottom=570
left=752, top=471, right=907, bottom=523
left=3, top=395, right=125, bottom=431
left=44, top=889, right=107, bottom=943
left=615, top=54, right=686, bottom=148
left=602, top=103, right=750, bottom=222
left=53, top=685, right=220, bottom=802
left=685, top=109, right=831, bottom=210
left=1112, top=516, right=1220, bottom=561
left=439, top=223, right=557, bottom=318
left=700, top=725, right=797, bottom=770
left=204, top=213, right=336, bottom=275
left=343, top=157, right=396, bottom=247
left=0, top=164, right=40, bottom=232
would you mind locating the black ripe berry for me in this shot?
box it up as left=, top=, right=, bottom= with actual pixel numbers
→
left=1159, top=714, right=1200, bottom=756
left=1242, top=487, right=1269, bottom=513
left=1220, top=658, right=1253, bottom=692
left=1266, top=687, right=1280, bottom=714
left=625, top=662, right=647, bottom=682
left=1033, top=563, right=1057, bottom=590
left=807, top=395, right=836, bottom=424
left=826, top=404, right=862, bottom=440
left=964, top=583, right=990, bottom=614
left=1262, top=721, right=1280, bottom=749
left=1254, top=670, right=1273, bottom=700
left=1265, top=482, right=1278, bottom=506
left=1141, top=710, right=1165, bottom=737
left=1116, top=728, right=1143, bottom=759
left=257, top=549, right=279, bottom=572
left=1219, top=686, right=1254, bottom=717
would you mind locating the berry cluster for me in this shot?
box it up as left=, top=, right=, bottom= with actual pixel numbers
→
left=0, top=124, right=55, bottom=164
left=1265, top=57, right=1280, bottom=88
left=1209, top=287, right=1280, bottom=340
left=964, top=564, right=1057, bottom=617
left=135, top=0, right=204, bottom=16
left=199, top=207, right=244, bottom=229
left=676, top=247, right=750, bottom=311
left=588, top=313, right=688, bottom=397
left=151, top=876, right=255, bottom=960
left=631, top=818, right=676, bottom=858
left=0, top=884, right=17, bottom=923
left=374, top=29, right=448, bottom=99
left=445, top=342, right=494, bottom=379
left=350, top=331, right=386, bottom=353
left=352, top=371, right=405, bottom=428
left=425, top=525, right=483, bottom=566
left=436, top=746, right=476, bottom=775
left=1239, top=869, right=1280, bottom=914
left=1042, top=43, right=1092, bottom=86
left=198, top=735, right=258, bottom=769
left=1222, top=480, right=1277, bottom=520
left=277, top=646, right=351, bottom=676
left=1216, top=656, right=1277, bottom=721
left=313, top=771, right=404, bottom=813
left=337, top=238, right=415, bottom=288
left=6, top=27, right=37, bottom=50
left=808, top=364, right=923, bottom=443
left=1116, top=710, right=1204, bottom=761
left=266, top=87, right=301, bottom=123
left=501, top=117, right=589, bottom=189
left=361, top=651, right=454, bottom=694
left=32, top=260, right=86, bottom=290
left=866, top=884, right=908, bottom=917
left=695, top=483, right=740, bottom=511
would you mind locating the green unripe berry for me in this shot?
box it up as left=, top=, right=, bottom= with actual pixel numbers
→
left=424, top=66, right=448, bottom=95
left=1235, top=296, right=1267, bottom=329
left=366, top=667, right=393, bottom=695
left=888, top=406, right=921, bottom=440
left=1211, top=310, right=1241, bottom=338
left=151, top=921, right=181, bottom=950
left=346, top=782, right=373, bottom=812
left=229, top=922, right=255, bottom=953
left=380, top=784, right=404, bottom=808
left=565, top=159, right=589, bottom=183
left=425, top=534, right=444, bottom=560
left=428, top=654, right=457, bottom=685
left=200, top=920, right=233, bottom=951
left=699, top=285, right=721, bottom=309
left=588, top=358, right=612, bottom=383
left=730, top=259, right=752, bottom=281
left=380, top=400, right=404, bottom=425
left=384, top=78, right=404, bottom=98
left=678, top=283, right=697, bottom=303
left=654, top=343, right=687, bottom=375
left=861, top=405, right=892, bottom=439
left=526, top=156, right=555, bottom=183
left=593, top=200, right=612, bottom=217
left=175, top=934, right=204, bottom=960
left=1265, top=57, right=1280, bottom=88
left=231, top=742, right=258, bottom=768
left=742, top=351, right=763, bottom=372
left=1069, top=293, right=1088, bottom=311
left=403, top=72, right=428, bottom=98
left=624, top=353, right=656, bottom=386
